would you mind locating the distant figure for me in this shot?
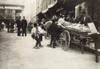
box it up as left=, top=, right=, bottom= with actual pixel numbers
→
left=21, top=16, right=27, bottom=36
left=10, top=20, right=14, bottom=33
left=1, top=22, right=5, bottom=30
left=79, top=11, right=92, bottom=26
left=75, top=17, right=79, bottom=23
left=65, top=14, right=73, bottom=22
left=4, top=19, right=10, bottom=32
left=16, top=16, right=21, bottom=36
left=31, top=23, right=44, bottom=49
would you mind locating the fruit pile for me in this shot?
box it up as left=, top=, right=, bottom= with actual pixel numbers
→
left=65, top=23, right=91, bottom=33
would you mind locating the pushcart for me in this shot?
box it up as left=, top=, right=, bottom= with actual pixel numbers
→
left=58, top=24, right=93, bottom=54
left=58, top=22, right=100, bottom=62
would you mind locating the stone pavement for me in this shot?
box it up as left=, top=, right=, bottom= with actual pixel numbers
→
left=0, top=31, right=100, bottom=69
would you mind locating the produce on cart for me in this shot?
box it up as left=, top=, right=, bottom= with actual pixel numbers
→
left=58, top=21, right=96, bottom=53
left=65, top=23, right=91, bottom=33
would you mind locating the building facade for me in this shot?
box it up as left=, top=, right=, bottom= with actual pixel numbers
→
left=36, top=0, right=57, bottom=15
left=0, top=0, right=36, bottom=22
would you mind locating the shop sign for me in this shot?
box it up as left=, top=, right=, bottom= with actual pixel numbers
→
left=5, top=6, right=22, bottom=10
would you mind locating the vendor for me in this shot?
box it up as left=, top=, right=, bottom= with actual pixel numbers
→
left=79, top=11, right=92, bottom=26
left=48, top=16, right=58, bottom=48
left=65, top=13, right=74, bottom=23
left=58, top=15, right=65, bottom=28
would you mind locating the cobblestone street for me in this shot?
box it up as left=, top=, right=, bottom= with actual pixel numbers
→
left=0, top=31, right=100, bottom=69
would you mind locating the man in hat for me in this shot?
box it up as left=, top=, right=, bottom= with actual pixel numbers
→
left=21, top=16, right=27, bottom=36
left=79, top=11, right=92, bottom=26
left=16, top=16, right=21, bottom=36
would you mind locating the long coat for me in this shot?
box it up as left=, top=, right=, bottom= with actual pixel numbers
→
left=16, top=19, right=21, bottom=28
left=79, top=15, right=92, bottom=26
left=48, top=22, right=58, bottom=36
left=21, top=19, right=27, bottom=29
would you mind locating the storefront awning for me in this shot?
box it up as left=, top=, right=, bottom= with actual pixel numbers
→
left=48, top=1, right=57, bottom=8
left=42, top=8, right=48, bottom=13
left=41, top=0, right=57, bottom=14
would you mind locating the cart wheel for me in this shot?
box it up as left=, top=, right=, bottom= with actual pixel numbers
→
left=61, top=30, right=71, bottom=51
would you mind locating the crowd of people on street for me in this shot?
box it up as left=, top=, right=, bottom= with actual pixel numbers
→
left=31, top=11, right=92, bottom=49
left=0, top=10, right=93, bottom=49
left=0, top=16, right=28, bottom=37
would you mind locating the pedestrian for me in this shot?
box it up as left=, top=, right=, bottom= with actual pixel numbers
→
left=31, top=23, right=45, bottom=49
left=10, top=20, right=14, bottom=33
left=4, top=19, right=10, bottom=32
left=16, top=16, right=21, bottom=36
left=44, top=20, right=53, bottom=38
left=1, top=21, right=5, bottom=30
left=48, top=16, right=58, bottom=48
left=21, top=16, right=27, bottom=36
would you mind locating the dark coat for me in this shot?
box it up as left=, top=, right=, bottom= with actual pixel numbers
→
left=16, top=19, right=21, bottom=28
left=21, top=19, right=27, bottom=29
left=79, top=15, right=92, bottom=26
left=48, top=22, right=58, bottom=36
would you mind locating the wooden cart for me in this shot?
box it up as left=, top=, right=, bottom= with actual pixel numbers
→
left=58, top=22, right=100, bottom=62
left=59, top=28, right=92, bottom=54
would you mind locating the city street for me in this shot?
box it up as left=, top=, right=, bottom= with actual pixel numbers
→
left=0, top=30, right=100, bottom=69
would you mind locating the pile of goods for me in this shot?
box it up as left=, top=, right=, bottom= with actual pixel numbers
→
left=65, top=23, right=91, bottom=33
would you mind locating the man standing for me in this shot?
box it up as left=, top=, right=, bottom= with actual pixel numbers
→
left=79, top=11, right=92, bottom=26
left=16, top=16, right=21, bottom=36
left=48, top=16, right=58, bottom=48
left=21, top=16, right=27, bottom=36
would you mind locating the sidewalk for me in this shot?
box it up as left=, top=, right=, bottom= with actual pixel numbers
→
left=0, top=31, right=100, bottom=69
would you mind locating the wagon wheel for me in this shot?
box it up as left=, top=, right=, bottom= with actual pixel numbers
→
left=60, top=30, right=71, bottom=51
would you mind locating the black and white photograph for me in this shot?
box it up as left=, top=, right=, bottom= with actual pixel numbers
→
left=0, top=0, right=100, bottom=69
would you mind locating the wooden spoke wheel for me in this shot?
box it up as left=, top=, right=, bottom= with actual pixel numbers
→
left=59, top=30, right=71, bottom=51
